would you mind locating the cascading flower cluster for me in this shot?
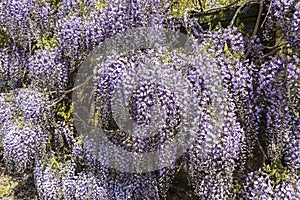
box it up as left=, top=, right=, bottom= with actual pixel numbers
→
left=283, top=1, right=300, bottom=50
left=187, top=27, right=248, bottom=199
left=83, top=44, right=205, bottom=198
left=0, top=46, right=28, bottom=91
left=0, top=0, right=299, bottom=199
left=0, top=0, right=53, bottom=49
left=2, top=0, right=183, bottom=199
left=244, top=167, right=300, bottom=199
left=34, top=159, right=110, bottom=200
left=0, top=89, right=49, bottom=173
left=28, top=48, right=68, bottom=91
left=186, top=15, right=299, bottom=198
left=94, top=49, right=199, bottom=152
left=263, top=0, right=300, bottom=51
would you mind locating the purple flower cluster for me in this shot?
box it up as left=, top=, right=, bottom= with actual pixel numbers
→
left=274, top=171, right=300, bottom=199
left=90, top=47, right=202, bottom=198
left=0, top=0, right=299, bottom=199
left=34, top=160, right=61, bottom=199
left=263, top=0, right=300, bottom=51
left=271, top=0, right=296, bottom=18
left=0, top=0, right=53, bottom=48
left=187, top=27, right=249, bottom=198
left=28, top=48, right=68, bottom=91
left=34, top=159, right=109, bottom=200
left=94, top=50, right=190, bottom=153
left=284, top=127, right=300, bottom=169
left=284, top=1, right=300, bottom=50
left=0, top=46, right=28, bottom=90
left=32, top=139, right=173, bottom=199
left=54, top=0, right=168, bottom=67
left=0, top=89, right=49, bottom=173
left=243, top=168, right=300, bottom=199
left=243, top=169, right=274, bottom=199
left=2, top=122, right=45, bottom=173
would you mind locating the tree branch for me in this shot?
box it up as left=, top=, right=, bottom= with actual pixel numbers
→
left=188, top=0, right=241, bottom=15
left=229, top=0, right=255, bottom=28
left=245, top=0, right=264, bottom=58
left=49, top=75, right=93, bottom=107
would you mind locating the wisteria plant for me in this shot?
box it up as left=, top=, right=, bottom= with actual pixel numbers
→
left=0, top=0, right=299, bottom=199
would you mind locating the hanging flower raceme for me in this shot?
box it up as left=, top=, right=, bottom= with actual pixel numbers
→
left=0, top=0, right=53, bottom=48
left=187, top=27, right=248, bottom=199
left=0, top=46, right=28, bottom=91
left=283, top=1, right=300, bottom=51
left=0, top=89, right=49, bottom=173
left=72, top=46, right=201, bottom=199
left=34, top=159, right=109, bottom=200
left=28, top=48, right=68, bottom=92
left=264, top=0, right=300, bottom=51
left=92, top=48, right=201, bottom=168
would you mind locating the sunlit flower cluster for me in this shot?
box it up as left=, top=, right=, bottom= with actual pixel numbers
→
left=0, top=0, right=299, bottom=199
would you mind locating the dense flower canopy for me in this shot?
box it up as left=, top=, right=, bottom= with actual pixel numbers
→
left=0, top=0, right=299, bottom=199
